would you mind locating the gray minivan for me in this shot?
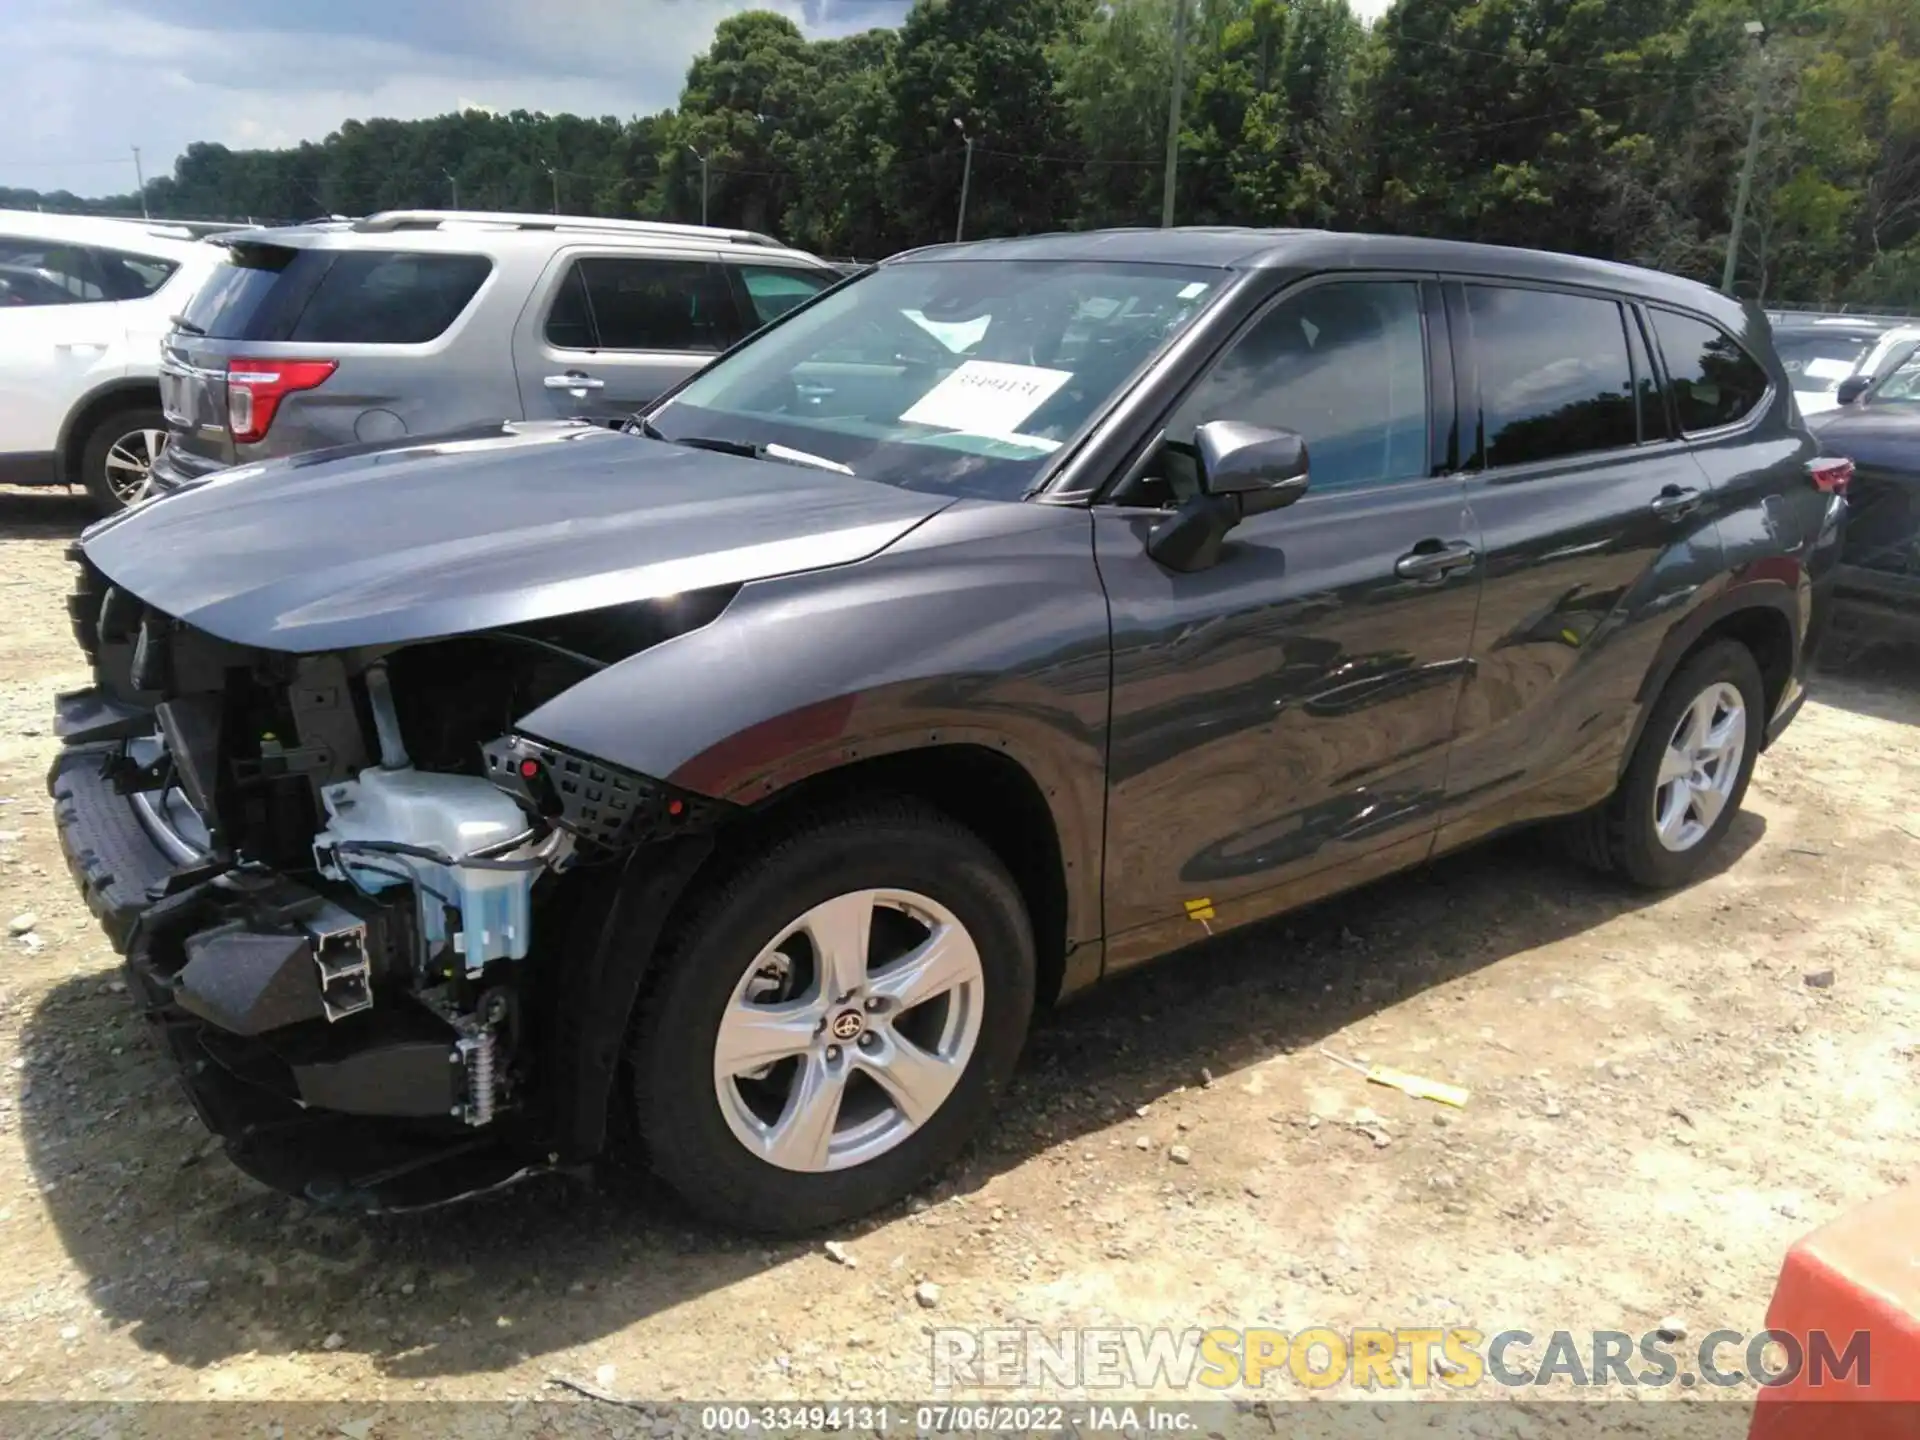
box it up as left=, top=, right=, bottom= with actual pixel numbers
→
left=150, top=210, right=838, bottom=494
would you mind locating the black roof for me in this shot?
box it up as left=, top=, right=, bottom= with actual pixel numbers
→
left=893, top=226, right=1744, bottom=328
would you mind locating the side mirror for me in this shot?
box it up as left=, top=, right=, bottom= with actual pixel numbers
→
left=1835, top=374, right=1872, bottom=406
left=1195, top=420, right=1311, bottom=513
left=1146, top=421, right=1310, bottom=573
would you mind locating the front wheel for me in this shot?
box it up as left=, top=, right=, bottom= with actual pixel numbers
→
left=1571, top=639, right=1765, bottom=889
left=628, top=802, right=1035, bottom=1233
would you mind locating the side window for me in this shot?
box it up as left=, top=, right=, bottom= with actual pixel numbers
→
left=1648, top=308, right=1770, bottom=433
left=94, top=247, right=179, bottom=300
left=288, top=251, right=492, bottom=344
left=737, top=265, right=834, bottom=328
left=1625, top=307, right=1670, bottom=442
left=1467, top=286, right=1638, bottom=467
left=544, top=263, right=597, bottom=348
left=0, top=236, right=105, bottom=304
left=1166, top=280, right=1428, bottom=494
left=572, top=257, right=739, bottom=353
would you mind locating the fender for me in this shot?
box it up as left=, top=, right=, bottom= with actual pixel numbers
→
left=1621, top=564, right=1803, bottom=770
left=55, top=377, right=162, bottom=481
left=516, top=501, right=1114, bottom=956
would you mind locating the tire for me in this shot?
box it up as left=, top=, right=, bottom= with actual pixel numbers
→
left=78, top=405, right=167, bottom=513
left=1570, top=639, right=1765, bottom=889
left=628, top=800, right=1035, bottom=1234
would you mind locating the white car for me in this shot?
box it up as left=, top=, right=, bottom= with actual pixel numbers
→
left=1769, top=316, right=1892, bottom=417
left=0, top=210, right=228, bottom=509
left=1840, top=324, right=1920, bottom=406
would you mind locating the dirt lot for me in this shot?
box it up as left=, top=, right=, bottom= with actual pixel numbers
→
left=0, top=484, right=1916, bottom=1419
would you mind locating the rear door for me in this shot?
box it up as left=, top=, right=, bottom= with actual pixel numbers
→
left=1436, top=281, right=1727, bottom=851
left=514, top=249, right=744, bottom=423
left=0, top=235, right=129, bottom=457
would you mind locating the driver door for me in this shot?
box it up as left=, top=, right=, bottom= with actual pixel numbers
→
left=1093, top=276, right=1484, bottom=971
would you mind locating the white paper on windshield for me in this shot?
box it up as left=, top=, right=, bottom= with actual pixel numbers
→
left=1804, top=357, right=1857, bottom=382
left=901, top=360, right=1073, bottom=436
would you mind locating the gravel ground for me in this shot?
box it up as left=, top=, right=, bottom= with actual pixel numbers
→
left=0, top=484, right=1916, bottom=1430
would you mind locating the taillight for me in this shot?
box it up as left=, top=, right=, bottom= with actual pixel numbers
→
left=1806, top=456, right=1853, bottom=495
left=227, top=358, right=336, bottom=444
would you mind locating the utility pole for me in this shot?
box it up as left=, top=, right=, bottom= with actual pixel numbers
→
left=687, top=147, right=710, bottom=226
left=131, top=146, right=148, bottom=219
left=1161, top=0, right=1190, bottom=228
left=953, top=118, right=976, bottom=243
left=546, top=165, right=560, bottom=214
left=442, top=168, right=459, bottom=209
left=1722, top=20, right=1768, bottom=295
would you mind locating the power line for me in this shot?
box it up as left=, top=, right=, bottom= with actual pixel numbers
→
left=1387, top=30, right=1731, bottom=81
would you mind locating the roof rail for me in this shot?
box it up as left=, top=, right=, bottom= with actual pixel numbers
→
left=351, top=209, right=787, bottom=248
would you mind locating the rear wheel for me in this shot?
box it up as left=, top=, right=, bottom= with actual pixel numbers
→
left=79, top=405, right=167, bottom=512
left=628, top=801, right=1035, bottom=1233
left=1570, top=639, right=1764, bottom=888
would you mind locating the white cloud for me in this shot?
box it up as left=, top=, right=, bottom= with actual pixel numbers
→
left=1, top=0, right=1395, bottom=197
left=0, top=0, right=907, bottom=194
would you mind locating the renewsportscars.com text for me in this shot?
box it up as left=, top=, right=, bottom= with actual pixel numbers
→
left=930, top=1326, right=1871, bottom=1392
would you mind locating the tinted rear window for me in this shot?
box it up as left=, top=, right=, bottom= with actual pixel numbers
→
left=177, top=244, right=490, bottom=343
left=738, top=264, right=834, bottom=326
left=178, top=242, right=299, bottom=338
left=1466, top=285, right=1639, bottom=467
left=289, top=250, right=491, bottom=344
left=555, top=257, right=739, bottom=353
left=96, top=247, right=178, bottom=299
left=1649, top=309, right=1771, bottom=433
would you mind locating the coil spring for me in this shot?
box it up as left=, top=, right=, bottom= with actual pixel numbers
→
left=462, top=1031, right=497, bottom=1127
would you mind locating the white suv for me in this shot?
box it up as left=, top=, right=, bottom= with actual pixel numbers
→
left=0, top=211, right=228, bottom=509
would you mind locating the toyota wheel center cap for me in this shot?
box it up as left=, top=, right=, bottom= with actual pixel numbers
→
left=829, top=1009, right=866, bottom=1042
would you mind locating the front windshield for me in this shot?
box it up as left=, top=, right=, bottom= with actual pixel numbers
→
left=650, top=258, right=1222, bottom=500
left=1869, top=347, right=1920, bottom=404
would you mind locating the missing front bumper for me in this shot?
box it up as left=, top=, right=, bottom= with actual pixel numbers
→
left=49, top=743, right=547, bottom=1210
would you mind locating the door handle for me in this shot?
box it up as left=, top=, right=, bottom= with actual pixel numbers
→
left=1394, top=540, right=1478, bottom=582
left=545, top=372, right=605, bottom=392
left=1650, top=484, right=1702, bottom=520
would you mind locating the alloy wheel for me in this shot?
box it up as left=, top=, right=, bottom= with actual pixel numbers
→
left=101, top=427, right=166, bottom=506
left=712, top=888, right=985, bottom=1173
left=1653, top=681, right=1747, bottom=852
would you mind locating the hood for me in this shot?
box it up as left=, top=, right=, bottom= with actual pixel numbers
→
left=1805, top=405, right=1920, bottom=469
left=80, top=421, right=951, bottom=652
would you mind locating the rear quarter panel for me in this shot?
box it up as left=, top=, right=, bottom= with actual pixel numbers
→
left=243, top=255, right=525, bottom=457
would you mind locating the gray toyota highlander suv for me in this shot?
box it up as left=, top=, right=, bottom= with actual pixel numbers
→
left=150, top=209, right=838, bottom=493
left=54, top=228, right=1843, bottom=1233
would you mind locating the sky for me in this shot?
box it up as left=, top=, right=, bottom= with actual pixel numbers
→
left=0, top=0, right=1391, bottom=198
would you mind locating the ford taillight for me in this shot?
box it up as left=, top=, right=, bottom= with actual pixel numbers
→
left=227, top=358, right=337, bottom=444
left=1806, top=456, right=1853, bottom=495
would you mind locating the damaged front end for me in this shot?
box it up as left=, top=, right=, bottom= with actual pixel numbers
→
left=50, top=551, right=731, bottom=1210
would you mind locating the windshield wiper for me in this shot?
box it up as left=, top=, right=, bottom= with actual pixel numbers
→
left=631, top=418, right=854, bottom=476
left=168, top=314, right=207, bottom=336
